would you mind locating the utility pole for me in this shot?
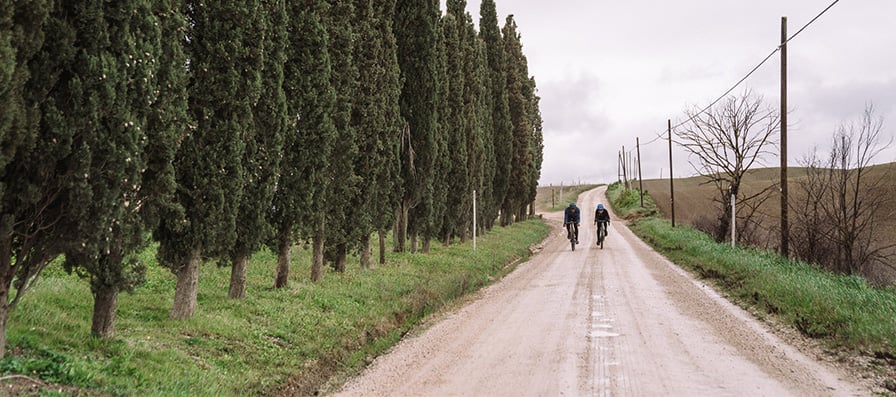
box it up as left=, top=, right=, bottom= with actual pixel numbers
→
left=637, top=137, right=644, bottom=207
left=617, top=151, right=622, bottom=185
left=780, top=16, right=789, bottom=257
left=668, top=119, right=675, bottom=227
left=622, top=145, right=628, bottom=190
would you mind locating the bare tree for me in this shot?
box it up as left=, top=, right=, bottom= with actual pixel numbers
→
left=677, top=90, right=780, bottom=242
left=736, top=187, right=777, bottom=247
left=794, top=105, right=894, bottom=278
left=791, top=149, right=837, bottom=266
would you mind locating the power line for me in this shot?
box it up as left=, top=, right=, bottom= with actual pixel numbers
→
left=785, top=0, right=840, bottom=46
left=638, top=0, right=840, bottom=147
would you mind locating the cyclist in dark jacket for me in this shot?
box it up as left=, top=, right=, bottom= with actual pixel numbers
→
left=564, top=202, right=581, bottom=243
left=594, top=203, right=610, bottom=242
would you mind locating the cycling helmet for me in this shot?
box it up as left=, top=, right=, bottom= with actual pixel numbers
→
left=597, top=204, right=605, bottom=210
left=569, top=202, right=576, bottom=207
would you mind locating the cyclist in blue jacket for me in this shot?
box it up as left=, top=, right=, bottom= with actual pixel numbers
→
left=564, top=202, right=581, bottom=244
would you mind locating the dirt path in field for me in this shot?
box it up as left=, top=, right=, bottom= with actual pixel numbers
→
left=330, top=187, right=869, bottom=396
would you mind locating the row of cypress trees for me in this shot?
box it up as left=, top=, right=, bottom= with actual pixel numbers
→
left=0, top=0, right=542, bottom=357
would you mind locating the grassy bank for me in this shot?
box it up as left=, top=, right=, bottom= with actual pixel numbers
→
left=3, top=220, right=550, bottom=395
left=534, top=184, right=602, bottom=212
left=607, top=183, right=896, bottom=359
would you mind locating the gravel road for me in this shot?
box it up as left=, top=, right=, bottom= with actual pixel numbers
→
left=332, top=186, right=868, bottom=396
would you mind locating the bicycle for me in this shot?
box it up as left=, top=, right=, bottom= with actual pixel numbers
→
left=565, top=222, right=578, bottom=251
left=595, top=221, right=608, bottom=249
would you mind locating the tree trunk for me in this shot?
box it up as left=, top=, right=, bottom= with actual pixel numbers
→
left=393, top=205, right=408, bottom=253
left=274, top=232, right=291, bottom=289
left=311, top=212, right=325, bottom=282
left=517, top=206, right=527, bottom=222
left=717, top=202, right=731, bottom=243
left=360, top=234, right=372, bottom=269
left=378, top=229, right=387, bottom=265
left=171, top=248, right=201, bottom=320
left=91, top=286, right=118, bottom=338
left=500, top=209, right=512, bottom=226
left=0, top=303, right=6, bottom=359
left=228, top=251, right=249, bottom=299
left=410, top=234, right=418, bottom=253
left=0, top=239, right=12, bottom=358
left=421, top=232, right=431, bottom=253
left=334, top=243, right=347, bottom=273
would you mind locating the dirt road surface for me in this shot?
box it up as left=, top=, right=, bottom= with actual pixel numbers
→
left=332, top=187, right=868, bottom=396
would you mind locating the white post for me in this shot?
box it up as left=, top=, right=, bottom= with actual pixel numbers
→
left=731, top=192, right=736, bottom=248
left=473, top=190, right=477, bottom=251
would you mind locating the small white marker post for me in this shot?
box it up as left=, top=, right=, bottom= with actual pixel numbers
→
left=473, top=190, right=477, bottom=251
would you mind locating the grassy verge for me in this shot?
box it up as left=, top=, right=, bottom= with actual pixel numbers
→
left=606, top=183, right=896, bottom=357
left=3, top=220, right=550, bottom=396
left=535, top=184, right=602, bottom=212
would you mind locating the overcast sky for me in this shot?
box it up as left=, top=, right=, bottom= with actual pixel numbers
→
left=446, top=0, right=896, bottom=186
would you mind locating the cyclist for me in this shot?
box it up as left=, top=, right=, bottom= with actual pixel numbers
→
left=594, top=203, right=610, bottom=243
left=564, top=202, right=581, bottom=244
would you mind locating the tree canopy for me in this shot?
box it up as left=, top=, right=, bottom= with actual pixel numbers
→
left=0, top=0, right=543, bottom=356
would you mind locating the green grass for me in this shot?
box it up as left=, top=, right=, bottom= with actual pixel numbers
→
left=535, top=184, right=602, bottom=212
left=605, top=182, right=658, bottom=219
left=607, top=183, right=896, bottom=356
left=4, top=220, right=550, bottom=396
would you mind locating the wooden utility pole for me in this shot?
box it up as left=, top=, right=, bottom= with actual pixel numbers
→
left=622, top=145, right=628, bottom=190
left=668, top=119, right=675, bottom=227
left=617, top=151, right=622, bottom=185
left=780, top=16, right=789, bottom=257
left=637, top=137, right=644, bottom=207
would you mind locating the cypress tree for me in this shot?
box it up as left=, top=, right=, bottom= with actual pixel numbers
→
left=375, top=0, right=403, bottom=263
left=58, top=0, right=173, bottom=338
left=439, top=10, right=468, bottom=243
left=394, top=0, right=440, bottom=253
left=479, top=0, right=512, bottom=229
left=502, top=15, right=533, bottom=223
left=228, top=0, right=286, bottom=298
left=350, top=0, right=378, bottom=269
left=461, top=13, right=490, bottom=242
left=143, top=0, right=188, bottom=240
left=474, top=37, right=496, bottom=235
left=157, top=1, right=262, bottom=318
left=427, top=17, right=450, bottom=253
left=0, top=0, right=52, bottom=358
left=350, top=0, right=402, bottom=266
left=526, top=77, right=544, bottom=216
left=271, top=1, right=335, bottom=283
left=322, top=0, right=360, bottom=273
left=0, top=1, right=23, bottom=179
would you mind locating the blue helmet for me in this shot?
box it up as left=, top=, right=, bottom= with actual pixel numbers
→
left=597, top=204, right=605, bottom=210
